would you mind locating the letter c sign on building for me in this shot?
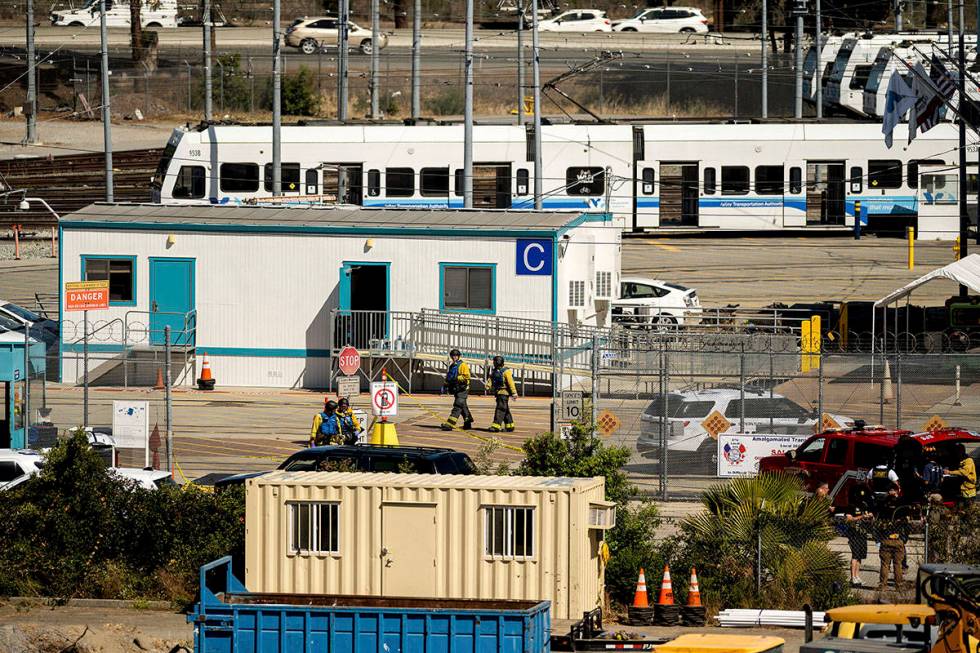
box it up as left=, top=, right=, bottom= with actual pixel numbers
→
left=516, top=239, right=553, bottom=276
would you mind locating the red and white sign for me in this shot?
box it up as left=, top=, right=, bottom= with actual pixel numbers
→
left=65, top=280, right=109, bottom=311
left=338, top=346, right=361, bottom=376
left=370, top=381, right=398, bottom=417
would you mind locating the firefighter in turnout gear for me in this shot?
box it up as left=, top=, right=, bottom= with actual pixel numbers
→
left=489, top=355, right=517, bottom=433
left=310, top=399, right=342, bottom=446
left=441, top=349, right=473, bottom=431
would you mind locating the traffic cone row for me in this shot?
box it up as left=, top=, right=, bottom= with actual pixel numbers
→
left=627, top=566, right=705, bottom=627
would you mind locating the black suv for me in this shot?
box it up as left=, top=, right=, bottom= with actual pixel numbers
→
left=213, top=445, right=477, bottom=489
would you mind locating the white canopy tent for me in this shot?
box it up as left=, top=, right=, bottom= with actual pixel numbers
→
left=872, top=254, right=980, bottom=356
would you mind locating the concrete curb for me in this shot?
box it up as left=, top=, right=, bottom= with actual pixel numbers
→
left=2, top=596, right=175, bottom=611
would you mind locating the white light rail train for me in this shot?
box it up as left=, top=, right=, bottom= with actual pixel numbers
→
left=152, top=122, right=972, bottom=239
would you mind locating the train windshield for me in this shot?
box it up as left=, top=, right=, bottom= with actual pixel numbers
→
left=152, top=140, right=178, bottom=191
left=864, top=60, right=889, bottom=95
left=829, top=42, right=855, bottom=80
left=803, top=47, right=817, bottom=75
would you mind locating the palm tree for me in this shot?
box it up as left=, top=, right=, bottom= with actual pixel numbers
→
left=681, top=473, right=848, bottom=610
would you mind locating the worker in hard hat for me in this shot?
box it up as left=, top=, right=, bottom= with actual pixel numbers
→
left=489, top=355, right=517, bottom=433
left=337, top=397, right=362, bottom=445
left=441, top=348, right=473, bottom=431
left=310, top=398, right=341, bottom=446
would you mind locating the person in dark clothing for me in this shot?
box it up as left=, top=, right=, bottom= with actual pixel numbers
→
left=844, top=494, right=871, bottom=587
left=441, top=349, right=473, bottom=431
left=874, top=488, right=910, bottom=592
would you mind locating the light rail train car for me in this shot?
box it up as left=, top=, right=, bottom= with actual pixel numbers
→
left=151, top=122, right=968, bottom=238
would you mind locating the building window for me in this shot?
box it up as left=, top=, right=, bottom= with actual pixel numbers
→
left=754, top=165, right=784, bottom=195
left=420, top=167, right=450, bottom=196
left=263, top=163, right=301, bottom=193
left=588, top=503, right=616, bottom=529
left=290, top=501, right=340, bottom=554
left=484, top=506, right=534, bottom=559
left=386, top=167, right=415, bottom=197
left=441, top=264, right=494, bottom=313
left=219, top=162, right=260, bottom=192
left=566, top=167, right=605, bottom=196
left=82, top=257, right=135, bottom=304
left=868, top=159, right=902, bottom=189
left=789, top=167, right=802, bottom=194
left=172, top=165, right=206, bottom=199
left=595, top=271, right=612, bottom=299
left=367, top=169, right=381, bottom=197
left=721, top=166, right=750, bottom=195
left=641, top=167, right=655, bottom=195
left=569, top=280, right=585, bottom=308
left=703, top=167, right=716, bottom=195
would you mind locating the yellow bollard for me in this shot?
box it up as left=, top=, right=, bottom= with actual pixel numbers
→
left=810, top=315, right=822, bottom=371
left=801, top=320, right=812, bottom=374
left=907, top=226, right=915, bottom=270
left=954, top=236, right=961, bottom=261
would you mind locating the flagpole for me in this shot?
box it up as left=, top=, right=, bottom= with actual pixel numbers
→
left=958, top=1, right=970, bottom=277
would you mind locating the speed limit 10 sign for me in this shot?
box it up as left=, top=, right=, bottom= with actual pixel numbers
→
left=561, top=391, right=583, bottom=421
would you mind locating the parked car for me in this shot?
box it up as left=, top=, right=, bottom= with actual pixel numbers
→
left=536, top=9, right=612, bottom=32
left=285, top=16, right=388, bottom=55
left=213, top=444, right=478, bottom=490
left=613, top=6, right=709, bottom=33
left=636, top=388, right=851, bottom=472
left=759, top=425, right=980, bottom=508
left=612, top=276, right=701, bottom=327
left=0, top=447, right=172, bottom=491
left=50, top=0, right=179, bottom=27
left=0, top=300, right=58, bottom=349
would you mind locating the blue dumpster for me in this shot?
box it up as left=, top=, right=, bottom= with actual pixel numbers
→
left=190, top=557, right=552, bottom=653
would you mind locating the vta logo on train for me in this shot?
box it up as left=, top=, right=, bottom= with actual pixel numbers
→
left=516, top=239, right=553, bottom=276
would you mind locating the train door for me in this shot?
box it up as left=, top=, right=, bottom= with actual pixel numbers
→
left=322, top=163, right=364, bottom=205
left=473, top=163, right=512, bottom=208
left=659, top=162, right=699, bottom=226
left=806, top=162, right=845, bottom=225
left=916, top=162, right=978, bottom=239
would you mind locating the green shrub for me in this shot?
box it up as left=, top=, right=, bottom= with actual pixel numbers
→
left=262, top=65, right=321, bottom=116
left=424, top=88, right=465, bottom=116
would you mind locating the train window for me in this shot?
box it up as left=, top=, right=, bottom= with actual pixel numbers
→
left=566, top=167, right=605, bottom=196
left=454, top=169, right=465, bottom=196
left=263, top=163, right=301, bottom=193
left=420, top=167, right=450, bottom=196
left=386, top=167, right=414, bottom=197
left=850, top=166, right=863, bottom=193
left=219, top=162, right=260, bottom=193
left=172, top=165, right=206, bottom=199
left=907, top=159, right=944, bottom=189
left=868, top=160, right=902, bottom=189
left=789, top=167, right=802, bottom=194
left=850, top=65, right=874, bottom=90
left=516, top=169, right=529, bottom=195
left=703, top=168, right=716, bottom=195
left=754, top=166, right=784, bottom=195
left=367, top=169, right=381, bottom=197
left=721, top=166, right=749, bottom=195
left=641, top=168, right=655, bottom=195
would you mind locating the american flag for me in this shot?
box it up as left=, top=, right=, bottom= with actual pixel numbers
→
left=915, top=54, right=958, bottom=134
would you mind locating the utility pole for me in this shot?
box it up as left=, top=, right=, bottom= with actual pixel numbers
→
left=947, top=0, right=953, bottom=43
left=793, top=0, right=803, bottom=119
left=958, top=0, right=970, bottom=291
left=26, top=0, right=37, bottom=144
left=517, top=0, right=525, bottom=125
left=337, top=0, right=349, bottom=120
left=203, top=0, right=212, bottom=122
left=463, top=0, right=474, bottom=207
left=370, top=0, right=380, bottom=118
left=411, top=0, right=421, bottom=119
left=532, top=0, right=542, bottom=209
left=761, top=0, right=768, bottom=119
left=894, top=0, right=902, bottom=30
left=814, top=0, right=822, bottom=120
left=272, top=0, right=281, bottom=196
left=100, top=0, right=114, bottom=201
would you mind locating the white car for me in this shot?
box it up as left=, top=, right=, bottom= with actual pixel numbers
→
left=613, top=6, right=709, bottom=33
left=285, top=16, right=388, bottom=55
left=0, top=447, right=173, bottom=491
left=536, top=9, right=612, bottom=32
left=50, top=0, right=178, bottom=27
left=612, top=277, right=701, bottom=327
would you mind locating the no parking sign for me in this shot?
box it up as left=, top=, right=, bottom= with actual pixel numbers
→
left=370, top=381, right=399, bottom=417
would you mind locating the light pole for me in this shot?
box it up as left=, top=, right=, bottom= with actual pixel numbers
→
left=19, top=196, right=60, bottom=257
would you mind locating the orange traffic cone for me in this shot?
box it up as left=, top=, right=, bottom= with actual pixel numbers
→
left=197, top=352, right=216, bottom=390
left=657, top=565, right=674, bottom=605
left=632, top=568, right=650, bottom=608
left=687, top=567, right=702, bottom=607
left=154, top=367, right=165, bottom=390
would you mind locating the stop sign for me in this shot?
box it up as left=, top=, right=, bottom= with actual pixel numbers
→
left=338, top=346, right=361, bottom=376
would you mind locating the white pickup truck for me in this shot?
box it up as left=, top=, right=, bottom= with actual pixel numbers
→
left=50, top=0, right=179, bottom=28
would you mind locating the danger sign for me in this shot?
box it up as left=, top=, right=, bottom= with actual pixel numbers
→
left=370, top=381, right=398, bottom=417
left=338, top=346, right=361, bottom=376
left=65, top=280, right=109, bottom=311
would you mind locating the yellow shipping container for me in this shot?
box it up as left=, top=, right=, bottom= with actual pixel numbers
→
left=245, top=472, right=615, bottom=619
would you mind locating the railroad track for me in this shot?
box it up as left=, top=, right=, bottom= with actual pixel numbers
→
left=0, top=148, right=163, bottom=229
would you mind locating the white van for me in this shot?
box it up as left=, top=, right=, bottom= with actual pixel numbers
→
left=51, top=0, right=178, bottom=28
